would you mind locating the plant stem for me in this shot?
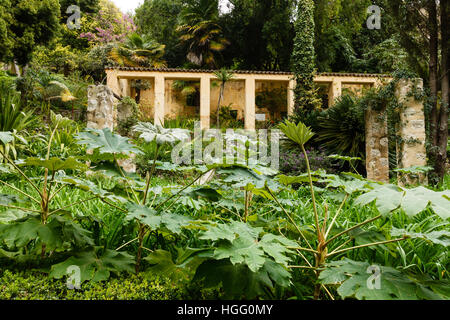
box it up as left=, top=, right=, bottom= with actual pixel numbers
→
left=116, top=237, right=139, bottom=251
left=0, top=149, right=42, bottom=197
left=142, top=145, right=160, bottom=205
left=0, top=203, right=41, bottom=213
left=114, top=155, right=140, bottom=203
left=100, top=198, right=127, bottom=213
left=327, top=237, right=408, bottom=257
left=287, top=246, right=318, bottom=254
left=300, top=144, right=320, bottom=239
left=265, top=185, right=315, bottom=251
left=324, top=193, right=349, bottom=239
left=244, top=190, right=250, bottom=222
left=0, top=179, right=39, bottom=203
left=325, top=214, right=383, bottom=246
left=155, top=169, right=213, bottom=211
left=135, top=223, right=147, bottom=273
left=48, top=196, right=98, bottom=216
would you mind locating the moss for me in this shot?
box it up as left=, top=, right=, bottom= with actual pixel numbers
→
left=0, top=269, right=218, bottom=300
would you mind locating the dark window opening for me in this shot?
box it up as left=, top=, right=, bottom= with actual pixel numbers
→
left=186, top=89, right=200, bottom=107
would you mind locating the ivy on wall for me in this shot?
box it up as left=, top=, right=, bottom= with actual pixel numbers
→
left=291, top=0, right=321, bottom=120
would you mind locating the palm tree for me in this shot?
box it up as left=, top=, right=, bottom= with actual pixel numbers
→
left=214, top=68, right=234, bottom=128
left=177, top=0, right=229, bottom=68
left=110, top=33, right=167, bottom=68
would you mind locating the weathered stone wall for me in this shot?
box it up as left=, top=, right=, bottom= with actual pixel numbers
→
left=395, top=79, right=427, bottom=185
left=87, top=85, right=116, bottom=130
left=365, top=107, right=390, bottom=183
left=87, top=85, right=136, bottom=173
left=365, top=79, right=427, bottom=184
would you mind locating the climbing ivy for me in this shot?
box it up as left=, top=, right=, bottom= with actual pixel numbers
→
left=291, top=0, right=321, bottom=120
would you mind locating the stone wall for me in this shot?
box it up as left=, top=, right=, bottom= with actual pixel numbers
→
left=395, top=79, right=427, bottom=185
left=365, top=107, right=390, bottom=183
left=87, top=85, right=115, bottom=130
left=87, top=85, right=136, bottom=173
left=364, top=79, right=427, bottom=184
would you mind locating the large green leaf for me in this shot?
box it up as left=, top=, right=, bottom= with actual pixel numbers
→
left=62, top=176, right=127, bottom=204
left=201, top=221, right=294, bottom=272
left=200, top=221, right=263, bottom=242
left=0, top=194, right=28, bottom=205
left=126, top=203, right=194, bottom=234
left=319, top=258, right=449, bottom=300
left=402, top=187, right=450, bottom=219
left=0, top=217, right=62, bottom=250
left=355, top=184, right=450, bottom=219
left=214, top=235, right=266, bottom=272
left=76, top=128, right=142, bottom=156
left=326, top=176, right=369, bottom=194
left=391, top=227, right=450, bottom=247
left=132, top=122, right=190, bottom=146
left=144, top=248, right=208, bottom=281
left=193, top=259, right=291, bottom=299
left=215, top=165, right=279, bottom=190
left=22, top=157, right=87, bottom=171
left=0, top=215, right=93, bottom=251
left=354, top=184, right=404, bottom=215
left=49, top=248, right=134, bottom=283
left=0, top=209, right=31, bottom=224
left=279, top=121, right=314, bottom=146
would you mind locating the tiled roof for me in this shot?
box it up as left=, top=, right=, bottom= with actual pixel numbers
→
left=105, top=66, right=392, bottom=78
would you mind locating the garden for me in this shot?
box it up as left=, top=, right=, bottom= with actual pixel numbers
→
left=0, top=0, right=449, bottom=302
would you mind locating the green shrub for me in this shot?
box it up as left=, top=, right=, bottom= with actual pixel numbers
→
left=316, top=94, right=365, bottom=158
left=0, top=269, right=217, bottom=300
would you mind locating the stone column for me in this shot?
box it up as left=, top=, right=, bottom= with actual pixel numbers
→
left=245, top=77, right=256, bottom=130
left=120, top=79, right=131, bottom=97
left=365, top=107, right=389, bottom=183
left=328, top=80, right=342, bottom=107
left=287, top=79, right=296, bottom=117
left=200, top=76, right=211, bottom=129
left=154, top=75, right=165, bottom=126
left=106, top=70, right=121, bottom=97
left=87, top=85, right=115, bottom=131
left=87, top=85, right=136, bottom=173
left=395, top=79, right=427, bottom=185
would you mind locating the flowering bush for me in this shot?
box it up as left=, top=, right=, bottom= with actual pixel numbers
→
left=280, top=146, right=335, bottom=175
left=80, top=10, right=137, bottom=44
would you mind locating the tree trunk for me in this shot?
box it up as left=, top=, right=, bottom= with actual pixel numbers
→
left=436, top=0, right=449, bottom=181
left=428, top=0, right=439, bottom=147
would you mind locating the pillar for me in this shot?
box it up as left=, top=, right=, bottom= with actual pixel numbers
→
left=120, top=79, right=131, bottom=97
left=328, top=80, right=342, bottom=107
left=287, top=79, right=296, bottom=117
left=106, top=70, right=121, bottom=97
left=365, top=107, right=389, bottom=183
left=200, top=76, right=211, bottom=129
left=245, top=78, right=256, bottom=130
left=154, top=75, right=165, bottom=126
left=395, top=79, right=427, bottom=185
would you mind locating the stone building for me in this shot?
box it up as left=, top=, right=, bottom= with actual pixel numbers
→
left=105, top=67, right=391, bottom=130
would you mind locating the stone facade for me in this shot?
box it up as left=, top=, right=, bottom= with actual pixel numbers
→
left=395, top=79, right=427, bottom=185
left=365, top=107, right=390, bottom=183
left=87, top=85, right=115, bottom=131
